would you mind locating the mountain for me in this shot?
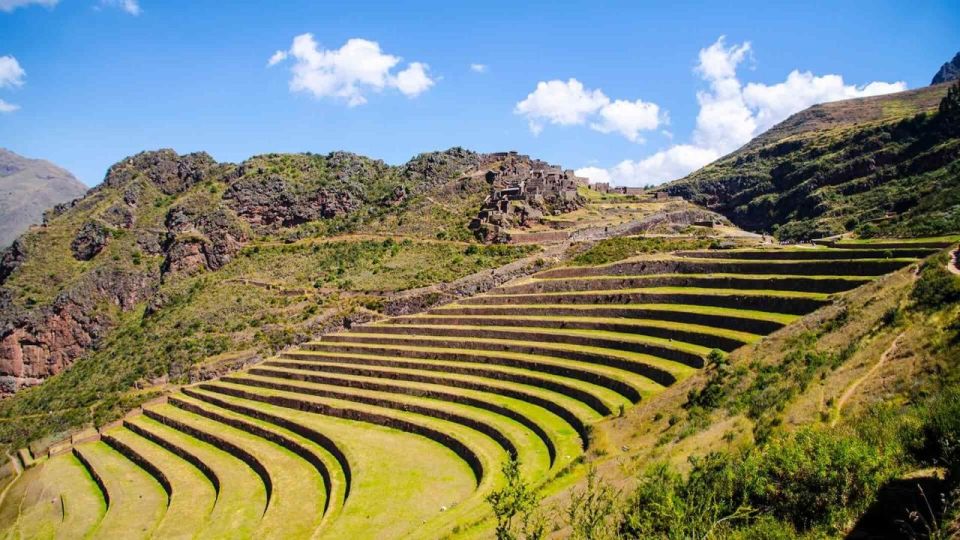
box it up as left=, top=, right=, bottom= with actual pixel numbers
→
left=0, top=149, right=88, bottom=248
left=932, top=51, right=960, bottom=84
left=664, top=81, right=960, bottom=241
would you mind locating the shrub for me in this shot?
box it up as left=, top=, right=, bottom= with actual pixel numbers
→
left=911, top=254, right=960, bottom=310
left=487, top=459, right=544, bottom=540
left=744, top=427, right=891, bottom=531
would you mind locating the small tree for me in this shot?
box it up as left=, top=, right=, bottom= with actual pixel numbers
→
left=487, top=459, right=544, bottom=540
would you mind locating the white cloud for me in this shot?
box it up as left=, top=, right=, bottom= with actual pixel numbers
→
left=393, top=62, right=434, bottom=97
left=0, top=56, right=25, bottom=88
left=606, top=145, right=721, bottom=187
left=0, top=98, right=19, bottom=113
left=0, top=0, right=57, bottom=12
left=590, top=99, right=662, bottom=142
left=743, top=71, right=906, bottom=133
left=470, top=63, right=487, bottom=73
left=515, top=78, right=664, bottom=140
left=587, top=36, right=906, bottom=187
left=574, top=166, right=611, bottom=184
left=267, top=50, right=287, bottom=67
left=515, top=79, right=609, bottom=134
left=99, top=0, right=140, bottom=15
left=269, top=34, right=436, bottom=106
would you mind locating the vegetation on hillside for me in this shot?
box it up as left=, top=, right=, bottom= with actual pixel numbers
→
left=667, top=82, right=960, bottom=241
left=485, top=250, right=960, bottom=538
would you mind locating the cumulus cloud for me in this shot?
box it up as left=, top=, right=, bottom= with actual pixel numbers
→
left=590, top=99, right=663, bottom=142
left=0, top=98, right=18, bottom=113
left=573, top=166, right=611, bottom=184
left=515, top=78, right=663, bottom=140
left=587, top=36, right=906, bottom=187
left=98, top=0, right=140, bottom=15
left=0, top=0, right=57, bottom=12
left=0, top=56, right=25, bottom=88
left=0, top=55, right=24, bottom=111
left=743, top=71, right=906, bottom=133
left=470, top=63, right=488, bottom=73
left=268, top=34, right=436, bottom=106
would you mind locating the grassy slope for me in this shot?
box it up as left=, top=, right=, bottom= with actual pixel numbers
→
left=666, top=83, right=960, bottom=241
left=538, top=249, right=960, bottom=536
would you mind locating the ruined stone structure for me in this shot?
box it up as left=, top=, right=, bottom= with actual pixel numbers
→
left=469, top=152, right=585, bottom=242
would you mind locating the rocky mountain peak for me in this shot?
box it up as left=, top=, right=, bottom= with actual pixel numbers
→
left=932, top=51, right=960, bottom=85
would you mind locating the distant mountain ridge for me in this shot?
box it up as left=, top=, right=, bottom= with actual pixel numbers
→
left=664, top=79, right=960, bottom=241
left=932, top=51, right=960, bottom=85
left=0, top=149, right=88, bottom=248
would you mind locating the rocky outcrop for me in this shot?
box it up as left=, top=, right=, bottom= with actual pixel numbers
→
left=71, top=220, right=110, bottom=261
left=0, top=267, right=158, bottom=395
left=102, top=149, right=218, bottom=195
left=932, top=52, right=960, bottom=85
left=223, top=174, right=359, bottom=228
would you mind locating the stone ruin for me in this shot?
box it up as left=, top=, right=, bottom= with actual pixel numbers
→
left=469, top=152, right=586, bottom=242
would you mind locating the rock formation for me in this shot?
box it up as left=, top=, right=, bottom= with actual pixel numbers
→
left=469, top=152, right=585, bottom=242
left=932, top=51, right=960, bottom=85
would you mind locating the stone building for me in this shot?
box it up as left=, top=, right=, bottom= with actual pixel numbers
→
left=469, top=152, right=585, bottom=241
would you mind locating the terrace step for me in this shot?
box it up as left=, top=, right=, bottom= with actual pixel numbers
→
left=72, top=441, right=167, bottom=539
left=101, top=427, right=216, bottom=538
left=535, top=257, right=915, bottom=279
left=300, top=340, right=667, bottom=402
left=208, top=372, right=557, bottom=476
left=427, top=303, right=794, bottom=335
left=674, top=248, right=935, bottom=260
left=167, top=390, right=348, bottom=524
left=273, top=350, right=630, bottom=416
left=380, top=315, right=758, bottom=352
left=173, top=386, right=482, bottom=539
left=0, top=452, right=105, bottom=539
left=248, top=360, right=599, bottom=436
left=143, top=402, right=326, bottom=539
left=458, top=288, right=830, bottom=316
left=495, top=273, right=873, bottom=295
left=124, top=415, right=265, bottom=537
left=339, top=325, right=710, bottom=365
left=228, top=366, right=583, bottom=469
left=195, top=379, right=512, bottom=487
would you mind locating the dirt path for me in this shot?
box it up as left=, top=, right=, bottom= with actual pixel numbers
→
left=831, top=333, right=903, bottom=427
left=948, top=249, right=960, bottom=276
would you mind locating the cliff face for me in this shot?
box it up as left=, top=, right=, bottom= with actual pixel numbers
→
left=665, top=83, right=960, bottom=241
left=0, top=147, right=510, bottom=395
left=0, top=149, right=88, bottom=248
left=931, top=51, right=960, bottom=85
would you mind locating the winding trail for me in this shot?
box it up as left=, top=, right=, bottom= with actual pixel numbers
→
left=948, top=249, right=960, bottom=276
left=832, top=333, right=903, bottom=427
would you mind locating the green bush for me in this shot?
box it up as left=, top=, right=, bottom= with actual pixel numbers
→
left=744, top=427, right=891, bottom=531
left=911, top=254, right=960, bottom=310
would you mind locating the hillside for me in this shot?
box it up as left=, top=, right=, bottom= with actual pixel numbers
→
left=665, top=81, right=960, bottom=241
left=0, top=149, right=88, bottom=248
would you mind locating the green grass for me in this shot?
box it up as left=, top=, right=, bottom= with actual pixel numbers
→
left=199, top=379, right=509, bottom=539
left=480, top=286, right=832, bottom=300
left=308, top=337, right=669, bottom=395
left=74, top=441, right=168, bottom=539
left=344, top=324, right=711, bottom=360
left=241, top=367, right=581, bottom=469
left=431, top=302, right=800, bottom=325
left=0, top=453, right=105, bottom=540
left=832, top=235, right=960, bottom=244
left=182, top=385, right=480, bottom=540
left=147, top=400, right=326, bottom=539
left=568, top=237, right=713, bottom=266
left=253, top=360, right=603, bottom=427
left=387, top=315, right=762, bottom=345
left=271, top=349, right=631, bottom=416
left=104, top=426, right=217, bottom=538
left=127, top=414, right=265, bottom=537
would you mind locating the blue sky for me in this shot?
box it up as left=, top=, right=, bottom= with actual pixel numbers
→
left=0, top=0, right=958, bottom=187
